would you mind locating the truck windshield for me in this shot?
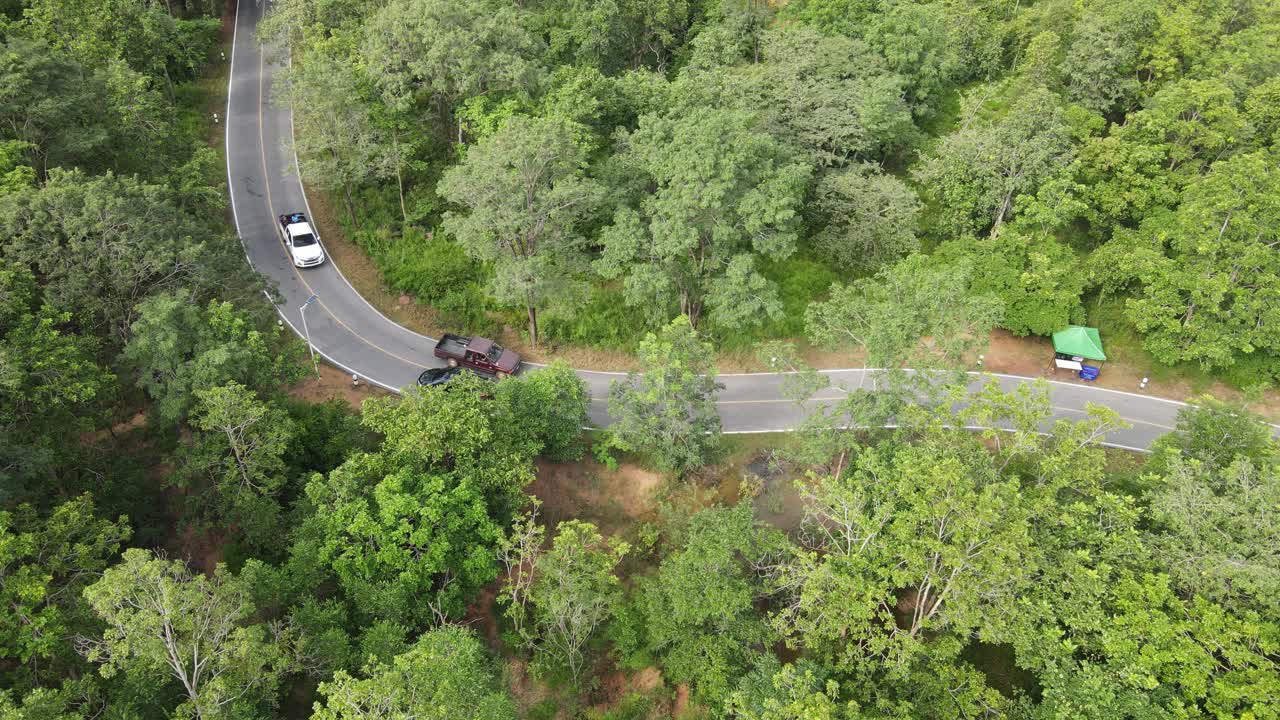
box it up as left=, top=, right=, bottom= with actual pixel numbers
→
left=487, top=345, right=504, bottom=362
left=293, top=233, right=317, bottom=247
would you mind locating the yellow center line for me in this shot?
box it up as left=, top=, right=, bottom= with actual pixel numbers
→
left=255, top=44, right=429, bottom=372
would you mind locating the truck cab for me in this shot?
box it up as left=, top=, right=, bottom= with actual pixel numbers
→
left=277, top=213, right=326, bottom=268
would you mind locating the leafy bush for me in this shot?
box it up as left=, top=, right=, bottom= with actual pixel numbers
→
left=374, top=228, right=497, bottom=333
left=539, top=285, right=655, bottom=349
left=1216, top=353, right=1280, bottom=391
left=715, top=255, right=838, bottom=347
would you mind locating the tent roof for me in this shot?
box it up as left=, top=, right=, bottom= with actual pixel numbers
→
left=1052, top=326, right=1106, bottom=361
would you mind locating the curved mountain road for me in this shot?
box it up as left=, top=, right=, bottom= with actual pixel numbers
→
left=225, top=0, right=1222, bottom=451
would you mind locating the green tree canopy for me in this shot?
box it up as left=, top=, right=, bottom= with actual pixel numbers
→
left=937, top=227, right=1086, bottom=337
left=494, top=361, right=589, bottom=462
left=526, top=520, right=628, bottom=685
left=607, top=315, right=722, bottom=476
left=809, top=164, right=920, bottom=272
left=597, top=108, right=811, bottom=329
left=311, top=626, right=516, bottom=720
left=913, top=88, right=1075, bottom=237
left=363, top=0, right=543, bottom=137
left=0, top=170, right=236, bottom=342
left=301, top=452, right=503, bottom=626
left=439, top=116, right=602, bottom=345
left=637, top=503, right=782, bottom=707
left=718, top=26, right=915, bottom=167
left=80, top=549, right=290, bottom=720
left=123, top=293, right=298, bottom=425
left=0, top=36, right=117, bottom=175
left=359, top=372, right=538, bottom=505
left=184, top=383, right=295, bottom=548
left=0, top=495, right=129, bottom=675
left=0, top=264, right=112, bottom=496
left=1145, top=398, right=1280, bottom=619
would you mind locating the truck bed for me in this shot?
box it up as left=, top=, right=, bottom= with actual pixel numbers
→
left=434, top=334, right=470, bottom=358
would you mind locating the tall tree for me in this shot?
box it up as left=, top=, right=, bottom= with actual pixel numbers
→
left=283, top=37, right=382, bottom=224
left=1062, top=0, right=1157, bottom=115
left=527, top=520, right=628, bottom=685
left=809, top=164, right=920, bottom=272
left=607, top=315, right=722, bottom=476
left=539, top=0, right=703, bottom=73
left=0, top=36, right=116, bottom=176
left=596, top=108, right=810, bottom=329
left=0, top=264, right=111, bottom=497
left=185, top=383, right=295, bottom=548
left=24, top=0, right=216, bottom=86
left=79, top=549, right=290, bottom=720
left=1093, top=149, right=1280, bottom=367
left=913, top=88, right=1074, bottom=237
left=0, top=171, right=234, bottom=342
left=936, top=227, right=1086, bottom=337
left=302, top=453, right=503, bottom=626
left=311, top=626, right=516, bottom=720
left=123, top=294, right=298, bottom=425
left=1148, top=452, right=1280, bottom=620
left=637, top=503, right=781, bottom=707
left=0, top=495, right=129, bottom=677
left=495, top=361, right=589, bottom=461
left=774, top=434, right=1034, bottom=673
left=439, top=117, right=601, bottom=345
left=747, top=27, right=915, bottom=165
left=804, top=256, right=1002, bottom=370
left=1151, top=397, right=1277, bottom=472
left=363, top=0, right=544, bottom=141
left=1146, top=398, right=1279, bottom=619
left=360, top=371, right=540, bottom=504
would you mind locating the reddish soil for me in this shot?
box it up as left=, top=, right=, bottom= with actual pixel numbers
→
left=673, top=684, right=691, bottom=718
left=175, top=522, right=229, bottom=575
left=286, top=361, right=390, bottom=410
left=529, top=458, right=664, bottom=536
left=505, top=659, right=555, bottom=718
left=464, top=581, right=504, bottom=650
left=589, top=667, right=669, bottom=716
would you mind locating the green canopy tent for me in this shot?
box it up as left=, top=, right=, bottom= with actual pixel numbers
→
left=1051, top=326, right=1105, bottom=380
left=1052, top=326, right=1106, bottom=361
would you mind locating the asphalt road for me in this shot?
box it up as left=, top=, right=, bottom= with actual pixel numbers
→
left=225, top=0, right=1212, bottom=451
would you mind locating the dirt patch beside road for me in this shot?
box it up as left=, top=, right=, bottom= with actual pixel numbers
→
left=529, top=459, right=663, bottom=536
left=286, top=361, right=390, bottom=410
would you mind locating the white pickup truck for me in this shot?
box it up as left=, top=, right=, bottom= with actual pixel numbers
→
left=277, top=212, right=326, bottom=268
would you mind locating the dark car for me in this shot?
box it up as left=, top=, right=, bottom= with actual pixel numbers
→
left=416, top=366, right=496, bottom=398
left=417, top=366, right=465, bottom=387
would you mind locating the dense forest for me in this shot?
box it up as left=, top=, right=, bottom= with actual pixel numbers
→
left=2, top=0, right=1280, bottom=719
left=277, top=0, right=1280, bottom=385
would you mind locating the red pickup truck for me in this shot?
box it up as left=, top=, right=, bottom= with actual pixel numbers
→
left=433, top=334, right=521, bottom=378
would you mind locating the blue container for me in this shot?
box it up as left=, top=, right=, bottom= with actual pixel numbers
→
left=1079, top=365, right=1100, bottom=381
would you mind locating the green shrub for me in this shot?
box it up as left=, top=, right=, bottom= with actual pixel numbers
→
left=374, top=228, right=497, bottom=334
left=712, top=255, right=838, bottom=348
left=379, top=229, right=478, bottom=301
left=1217, top=352, right=1280, bottom=391
left=539, top=285, right=655, bottom=349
